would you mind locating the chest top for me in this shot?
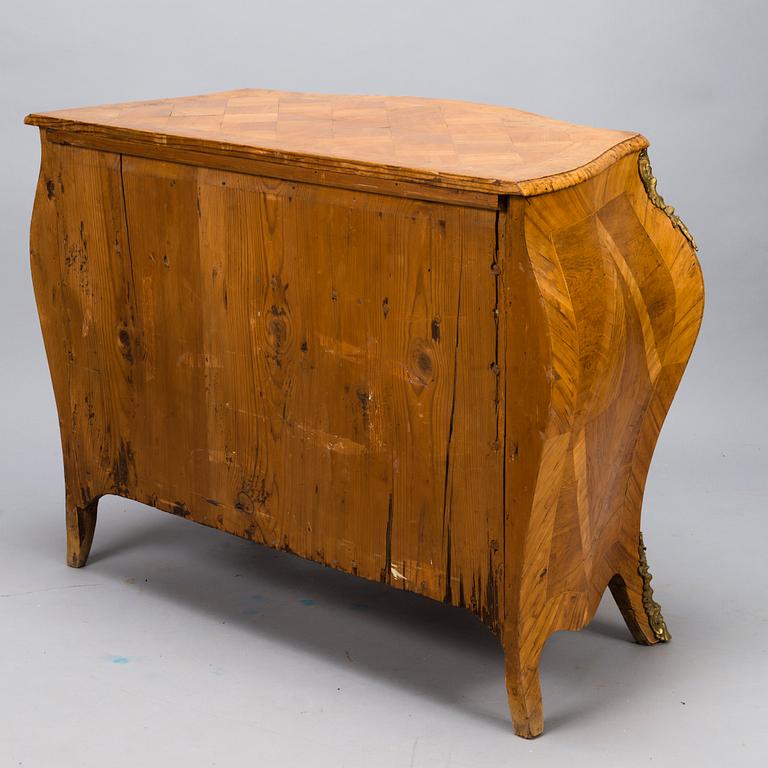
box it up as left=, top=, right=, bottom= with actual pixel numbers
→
left=26, top=89, right=647, bottom=198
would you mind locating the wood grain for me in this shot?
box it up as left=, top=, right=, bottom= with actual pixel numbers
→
left=25, top=89, right=647, bottom=197
left=500, top=151, right=703, bottom=735
left=27, top=91, right=703, bottom=738
left=31, top=137, right=504, bottom=624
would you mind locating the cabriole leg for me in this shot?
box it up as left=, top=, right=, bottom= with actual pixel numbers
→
left=609, top=532, right=671, bottom=645
left=66, top=495, right=99, bottom=568
left=502, top=639, right=544, bottom=738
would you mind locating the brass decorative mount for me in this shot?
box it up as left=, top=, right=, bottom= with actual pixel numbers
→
left=638, top=149, right=698, bottom=252
left=638, top=532, right=671, bottom=642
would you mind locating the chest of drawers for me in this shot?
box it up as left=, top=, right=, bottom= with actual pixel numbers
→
left=26, top=89, right=703, bottom=737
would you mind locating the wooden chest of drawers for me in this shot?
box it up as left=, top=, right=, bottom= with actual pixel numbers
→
left=26, top=89, right=703, bottom=737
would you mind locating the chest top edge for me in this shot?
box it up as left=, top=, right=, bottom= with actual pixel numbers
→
left=25, top=88, right=649, bottom=199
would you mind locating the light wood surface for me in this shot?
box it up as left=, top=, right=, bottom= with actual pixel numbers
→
left=501, top=151, right=702, bottom=735
left=25, top=89, right=647, bottom=196
left=27, top=90, right=703, bottom=738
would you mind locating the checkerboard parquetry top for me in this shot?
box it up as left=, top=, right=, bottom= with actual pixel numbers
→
left=25, top=89, right=648, bottom=196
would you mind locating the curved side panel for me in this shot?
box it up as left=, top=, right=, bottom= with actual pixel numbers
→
left=500, top=150, right=704, bottom=736
left=30, top=133, right=132, bottom=510
left=30, top=133, right=137, bottom=565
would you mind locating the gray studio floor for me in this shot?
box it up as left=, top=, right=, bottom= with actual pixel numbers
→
left=1, top=364, right=766, bottom=768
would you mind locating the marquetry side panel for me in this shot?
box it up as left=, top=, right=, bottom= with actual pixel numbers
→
left=502, top=150, right=704, bottom=652
left=30, top=137, right=504, bottom=628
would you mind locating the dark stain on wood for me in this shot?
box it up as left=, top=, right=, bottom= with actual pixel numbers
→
left=171, top=501, right=190, bottom=518
left=382, top=492, right=393, bottom=584
left=117, top=327, right=133, bottom=364
left=431, top=316, right=441, bottom=342
left=356, top=388, right=370, bottom=426
left=113, top=439, right=135, bottom=495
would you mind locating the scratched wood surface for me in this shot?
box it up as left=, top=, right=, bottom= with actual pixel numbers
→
left=30, top=139, right=504, bottom=626
left=27, top=90, right=703, bottom=739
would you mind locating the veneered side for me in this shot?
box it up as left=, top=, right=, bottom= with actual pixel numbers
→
left=499, top=150, right=704, bottom=735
